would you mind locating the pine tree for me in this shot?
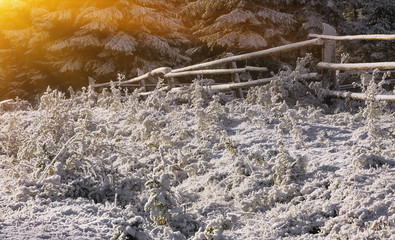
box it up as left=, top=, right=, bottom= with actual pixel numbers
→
left=44, top=0, right=191, bottom=87
left=179, top=0, right=299, bottom=53
left=179, top=0, right=346, bottom=70
left=0, top=0, right=47, bottom=99
left=362, top=0, right=394, bottom=34
left=338, top=0, right=395, bottom=62
left=0, top=0, right=191, bottom=100
left=359, top=0, right=394, bottom=61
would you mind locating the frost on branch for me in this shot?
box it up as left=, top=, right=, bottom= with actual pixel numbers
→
left=105, top=32, right=138, bottom=55
left=59, top=58, right=83, bottom=73
left=69, top=34, right=102, bottom=49
left=215, top=31, right=268, bottom=50
left=79, top=7, right=123, bottom=32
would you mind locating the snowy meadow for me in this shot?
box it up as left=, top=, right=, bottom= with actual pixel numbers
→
left=1, top=66, right=395, bottom=239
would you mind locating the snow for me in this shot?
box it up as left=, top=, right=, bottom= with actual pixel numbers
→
left=0, top=78, right=394, bottom=239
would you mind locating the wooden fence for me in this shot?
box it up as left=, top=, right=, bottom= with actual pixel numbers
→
left=92, top=23, right=395, bottom=102
left=308, top=24, right=395, bottom=101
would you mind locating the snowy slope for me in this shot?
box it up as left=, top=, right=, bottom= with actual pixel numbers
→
left=0, top=78, right=394, bottom=239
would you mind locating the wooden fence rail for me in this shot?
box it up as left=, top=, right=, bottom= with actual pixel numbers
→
left=138, top=73, right=321, bottom=97
left=322, top=89, right=395, bottom=102
left=308, top=34, right=395, bottom=41
left=317, top=62, right=395, bottom=70
left=339, top=79, right=395, bottom=90
left=93, top=67, right=171, bottom=88
left=171, top=38, right=323, bottom=73
left=93, top=38, right=322, bottom=89
left=164, top=66, right=268, bottom=78
left=171, top=73, right=320, bottom=93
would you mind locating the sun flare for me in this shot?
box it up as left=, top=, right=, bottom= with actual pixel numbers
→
left=0, top=0, right=9, bottom=10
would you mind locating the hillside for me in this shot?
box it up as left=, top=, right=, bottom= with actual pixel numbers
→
left=0, top=75, right=394, bottom=239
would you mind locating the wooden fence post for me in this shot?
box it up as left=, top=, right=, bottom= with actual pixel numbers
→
left=321, top=23, right=337, bottom=89
left=137, top=68, right=146, bottom=92
left=164, top=68, right=175, bottom=89
left=227, top=53, right=244, bottom=98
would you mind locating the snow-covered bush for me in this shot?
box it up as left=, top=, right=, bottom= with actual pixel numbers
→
left=193, top=217, right=233, bottom=240
left=272, top=149, right=307, bottom=186
left=144, top=173, right=178, bottom=226
left=352, top=146, right=388, bottom=170
left=360, top=70, right=393, bottom=142
left=113, top=216, right=150, bottom=240
left=247, top=54, right=319, bottom=108
left=0, top=113, right=29, bottom=158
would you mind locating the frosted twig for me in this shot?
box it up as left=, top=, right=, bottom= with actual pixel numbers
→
left=39, top=133, right=80, bottom=182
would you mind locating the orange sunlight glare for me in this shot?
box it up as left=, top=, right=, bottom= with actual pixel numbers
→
left=0, top=1, right=7, bottom=10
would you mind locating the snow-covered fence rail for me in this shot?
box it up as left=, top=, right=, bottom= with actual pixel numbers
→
left=92, top=66, right=269, bottom=90
left=0, top=99, right=13, bottom=105
left=172, top=73, right=320, bottom=93
left=92, top=67, right=171, bottom=88
left=322, top=89, right=395, bottom=102
left=308, top=34, right=395, bottom=41
left=138, top=73, right=321, bottom=97
left=317, top=62, right=395, bottom=71
left=170, top=38, right=323, bottom=73
left=164, top=66, right=268, bottom=78
left=92, top=38, right=323, bottom=91
left=340, top=78, right=395, bottom=90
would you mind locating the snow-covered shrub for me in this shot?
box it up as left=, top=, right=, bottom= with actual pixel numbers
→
left=113, top=216, right=150, bottom=240
left=170, top=213, right=200, bottom=239
left=247, top=54, right=320, bottom=108
left=352, top=146, right=387, bottom=170
left=274, top=106, right=306, bottom=149
left=238, top=147, right=307, bottom=213
left=0, top=113, right=28, bottom=158
left=37, top=88, right=78, bottom=143
left=190, top=80, right=207, bottom=110
left=144, top=173, right=179, bottom=225
left=188, top=82, right=225, bottom=135
left=193, top=217, right=233, bottom=240
left=360, top=70, right=388, bottom=141
left=272, top=149, right=307, bottom=186
left=232, top=157, right=252, bottom=177
left=1, top=86, right=147, bottom=205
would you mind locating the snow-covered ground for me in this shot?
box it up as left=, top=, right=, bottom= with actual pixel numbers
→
left=0, top=76, right=394, bottom=239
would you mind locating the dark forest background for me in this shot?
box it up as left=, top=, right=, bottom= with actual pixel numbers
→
left=0, top=0, right=394, bottom=101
